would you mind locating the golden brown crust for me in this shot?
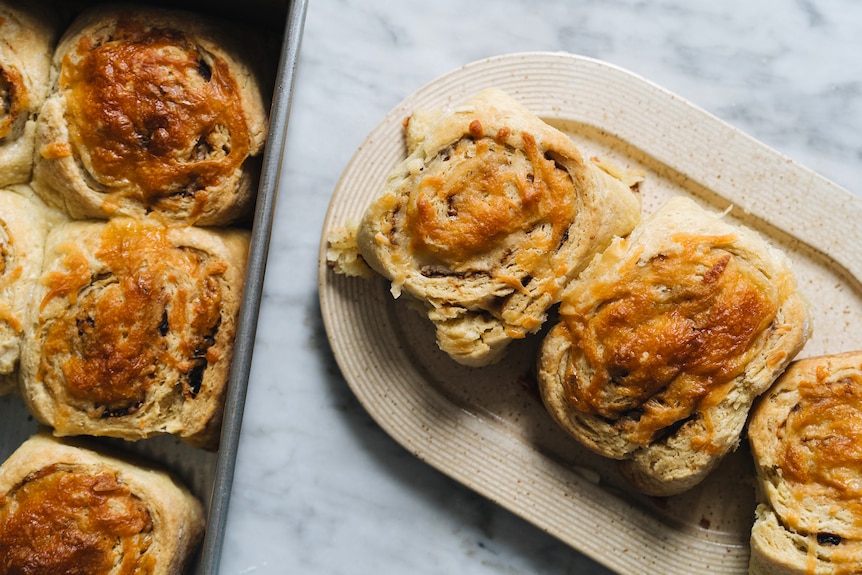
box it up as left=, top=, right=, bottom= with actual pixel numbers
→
left=0, top=185, right=51, bottom=394
left=20, top=218, right=248, bottom=449
left=356, top=88, right=642, bottom=366
left=748, top=351, right=862, bottom=575
left=538, top=196, right=811, bottom=496
left=0, top=432, right=204, bottom=575
left=0, top=1, right=59, bottom=187
left=32, top=4, right=268, bottom=226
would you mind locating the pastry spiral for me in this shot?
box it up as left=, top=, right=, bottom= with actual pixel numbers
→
left=32, top=5, right=268, bottom=226
left=0, top=186, right=49, bottom=394
left=748, top=351, right=862, bottom=575
left=538, top=196, right=810, bottom=496
left=0, top=1, right=57, bottom=188
left=20, top=218, right=248, bottom=449
left=355, top=88, right=642, bottom=366
left=0, top=432, right=204, bottom=575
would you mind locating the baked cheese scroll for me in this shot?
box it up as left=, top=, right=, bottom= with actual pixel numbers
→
left=32, top=4, right=268, bottom=226
left=538, top=196, right=810, bottom=496
left=0, top=433, right=204, bottom=575
left=354, top=88, right=642, bottom=367
left=0, top=185, right=50, bottom=395
left=0, top=1, right=57, bottom=187
left=20, top=218, right=249, bottom=449
left=748, top=351, right=862, bottom=575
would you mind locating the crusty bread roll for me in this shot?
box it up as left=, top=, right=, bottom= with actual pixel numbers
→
left=354, top=88, right=642, bottom=366
left=20, top=218, right=248, bottom=449
left=538, top=196, right=811, bottom=496
left=0, top=185, right=51, bottom=394
left=0, top=432, right=204, bottom=575
left=0, top=1, right=58, bottom=188
left=748, top=351, right=862, bottom=575
left=32, top=4, right=268, bottom=226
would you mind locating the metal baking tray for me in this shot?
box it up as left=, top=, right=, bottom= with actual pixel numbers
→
left=0, top=0, right=307, bottom=572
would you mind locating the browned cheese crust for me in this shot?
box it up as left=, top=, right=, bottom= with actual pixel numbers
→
left=0, top=433, right=204, bottom=575
left=19, top=218, right=248, bottom=449
left=32, top=4, right=268, bottom=225
left=748, top=351, right=862, bottom=575
left=0, top=1, right=59, bottom=187
left=538, top=196, right=811, bottom=496
left=355, top=88, right=642, bottom=366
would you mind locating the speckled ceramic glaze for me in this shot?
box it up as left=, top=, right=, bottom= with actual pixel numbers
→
left=319, top=52, right=862, bottom=575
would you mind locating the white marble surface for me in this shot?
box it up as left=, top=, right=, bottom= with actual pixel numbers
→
left=220, top=1, right=862, bottom=573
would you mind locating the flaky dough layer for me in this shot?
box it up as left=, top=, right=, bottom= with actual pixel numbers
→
left=0, top=432, right=204, bottom=575
left=20, top=218, right=248, bottom=449
left=749, top=351, right=862, bottom=575
left=0, top=185, right=50, bottom=394
left=356, top=88, right=642, bottom=366
left=538, top=196, right=811, bottom=496
left=0, top=1, right=58, bottom=187
left=32, top=4, right=268, bottom=226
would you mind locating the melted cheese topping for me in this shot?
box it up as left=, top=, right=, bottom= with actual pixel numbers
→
left=60, top=16, right=249, bottom=212
left=0, top=222, right=9, bottom=283
left=404, top=129, right=575, bottom=276
left=562, top=233, right=777, bottom=446
left=780, top=371, right=862, bottom=538
left=0, top=220, right=23, bottom=332
left=0, top=64, right=28, bottom=140
left=39, top=220, right=225, bottom=415
left=0, top=465, right=154, bottom=574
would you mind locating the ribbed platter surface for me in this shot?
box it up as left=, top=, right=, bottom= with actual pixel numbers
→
left=318, top=52, right=862, bottom=574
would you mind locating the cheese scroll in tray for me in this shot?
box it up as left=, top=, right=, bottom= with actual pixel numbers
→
left=748, top=351, right=862, bottom=575
left=32, top=4, right=269, bottom=226
left=20, top=218, right=249, bottom=449
left=0, top=1, right=58, bottom=188
left=0, top=185, right=50, bottom=395
left=0, top=432, right=204, bottom=575
left=348, top=88, right=642, bottom=367
left=538, top=196, right=811, bottom=496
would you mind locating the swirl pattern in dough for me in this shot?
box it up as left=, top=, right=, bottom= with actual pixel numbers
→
left=355, top=88, right=642, bottom=366
left=0, top=1, right=57, bottom=188
left=748, top=351, right=862, bottom=575
left=0, top=432, right=204, bottom=575
left=538, top=196, right=810, bottom=495
left=32, top=5, right=268, bottom=225
left=20, top=218, right=248, bottom=449
left=0, top=186, right=49, bottom=395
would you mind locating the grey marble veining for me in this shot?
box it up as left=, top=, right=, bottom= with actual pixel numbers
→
left=219, top=1, right=862, bottom=573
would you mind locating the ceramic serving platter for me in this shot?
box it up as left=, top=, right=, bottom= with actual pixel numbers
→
left=317, top=52, right=862, bottom=574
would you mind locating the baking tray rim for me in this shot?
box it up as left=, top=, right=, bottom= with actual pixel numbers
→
left=197, top=0, right=308, bottom=572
